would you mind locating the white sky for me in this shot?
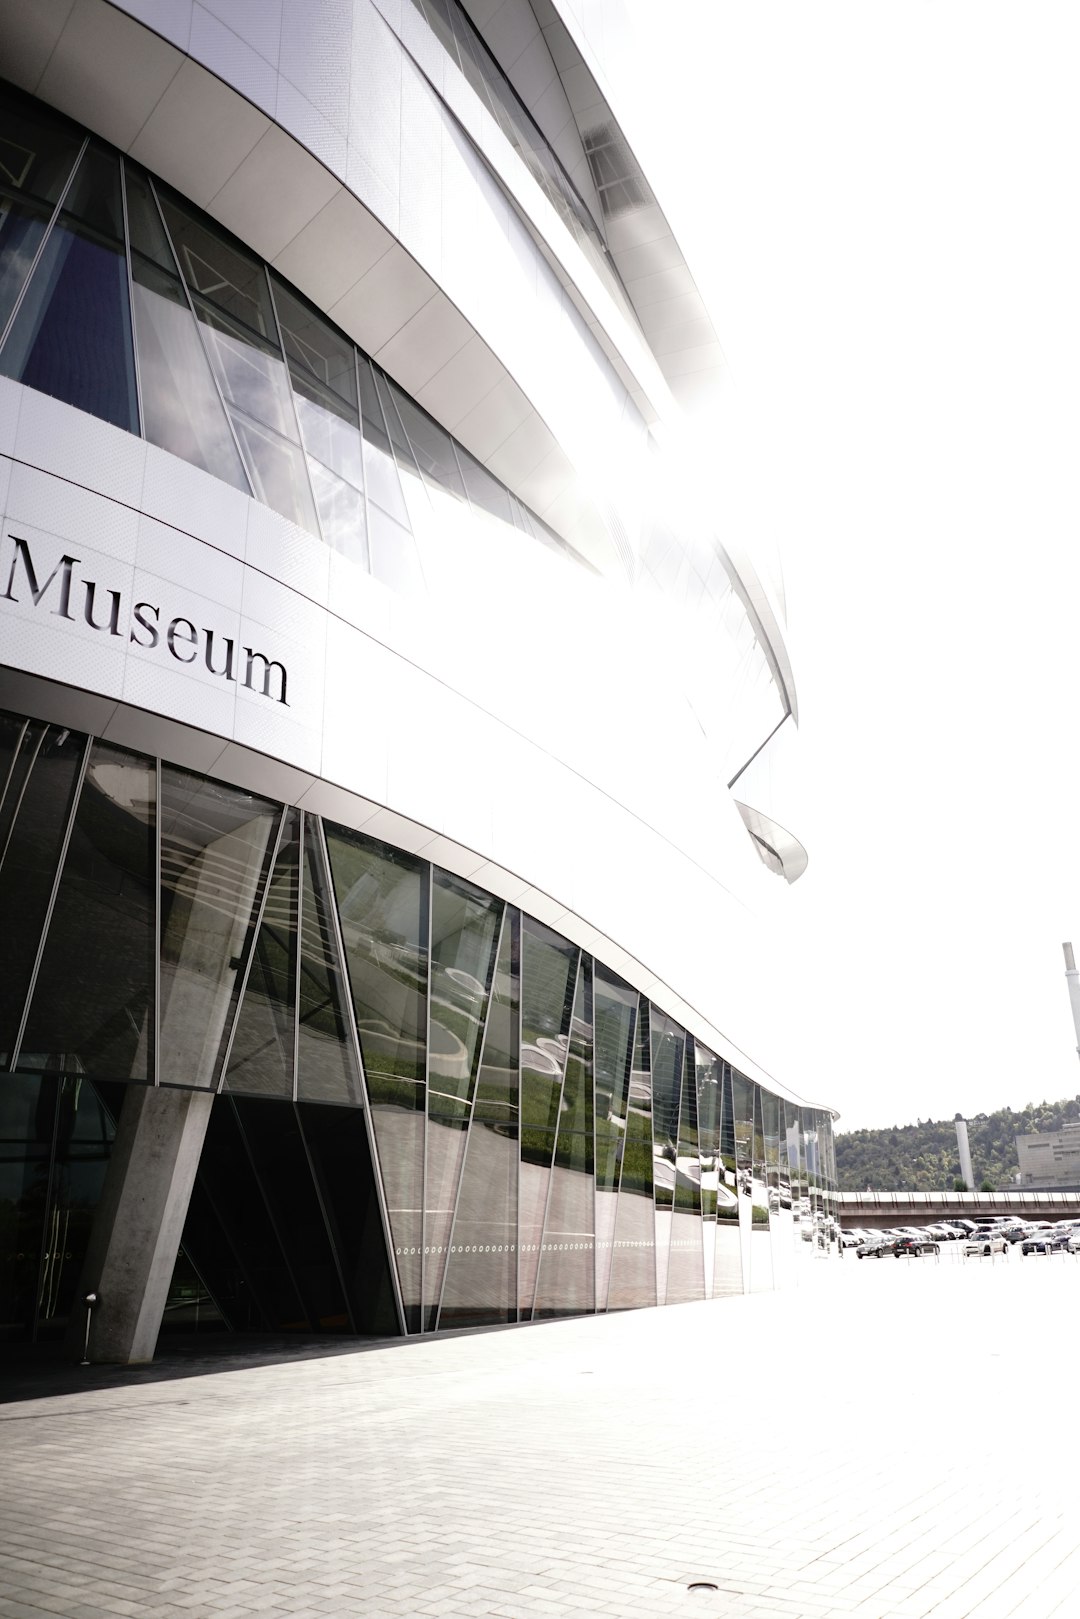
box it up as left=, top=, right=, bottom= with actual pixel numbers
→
left=616, top=2, right=1080, bottom=1129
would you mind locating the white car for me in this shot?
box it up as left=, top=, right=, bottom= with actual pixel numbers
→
left=964, top=1232, right=1007, bottom=1257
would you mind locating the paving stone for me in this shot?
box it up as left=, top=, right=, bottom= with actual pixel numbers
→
left=3, top=1254, right=1080, bottom=1616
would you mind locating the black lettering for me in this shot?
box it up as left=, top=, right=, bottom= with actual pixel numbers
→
left=83, top=580, right=122, bottom=636
left=130, top=602, right=160, bottom=649
left=1, top=535, right=77, bottom=619
left=243, top=647, right=288, bottom=706
left=203, top=628, right=235, bottom=681
left=167, top=616, right=198, bottom=663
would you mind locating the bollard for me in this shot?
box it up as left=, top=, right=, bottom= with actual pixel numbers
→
left=80, top=1292, right=99, bottom=1366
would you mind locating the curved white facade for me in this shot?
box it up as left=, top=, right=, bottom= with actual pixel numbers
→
left=0, top=0, right=835, bottom=1356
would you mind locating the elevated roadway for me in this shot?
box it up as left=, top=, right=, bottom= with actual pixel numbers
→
left=838, top=1189, right=1080, bottom=1231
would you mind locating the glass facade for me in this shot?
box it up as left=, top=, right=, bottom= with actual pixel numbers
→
left=0, top=82, right=582, bottom=587
left=0, top=703, right=838, bottom=1353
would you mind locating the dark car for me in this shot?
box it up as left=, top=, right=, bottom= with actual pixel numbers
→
left=1022, top=1228, right=1077, bottom=1255
left=892, top=1235, right=939, bottom=1257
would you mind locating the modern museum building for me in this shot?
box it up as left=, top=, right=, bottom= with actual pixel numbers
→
left=0, top=0, right=838, bottom=1363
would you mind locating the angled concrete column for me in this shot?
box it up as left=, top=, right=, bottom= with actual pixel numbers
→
left=67, top=1085, right=214, bottom=1364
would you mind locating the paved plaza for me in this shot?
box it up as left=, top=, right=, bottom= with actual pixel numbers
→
left=2, top=1250, right=1079, bottom=1619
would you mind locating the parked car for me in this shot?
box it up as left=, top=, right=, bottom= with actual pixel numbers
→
left=892, top=1235, right=939, bottom=1257
left=964, top=1232, right=1007, bottom=1256
left=855, top=1236, right=890, bottom=1258
left=1022, top=1228, right=1077, bottom=1255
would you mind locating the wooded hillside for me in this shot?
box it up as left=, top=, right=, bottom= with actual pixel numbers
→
left=835, top=1095, right=1080, bottom=1191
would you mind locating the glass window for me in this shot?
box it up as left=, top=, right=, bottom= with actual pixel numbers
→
left=0, top=89, right=84, bottom=338
left=158, top=192, right=319, bottom=535
left=518, top=918, right=578, bottom=1319
left=387, top=379, right=466, bottom=504
left=296, top=818, right=364, bottom=1107
left=0, top=721, right=86, bottom=1065
left=357, top=357, right=408, bottom=524
left=0, top=144, right=138, bottom=432
left=533, top=957, right=595, bottom=1319
left=713, top=1062, right=743, bottom=1296
left=159, top=765, right=279, bottom=1091
left=650, top=1008, right=682, bottom=1302
left=593, top=965, right=635, bottom=1310
left=458, top=446, right=512, bottom=525
left=607, top=997, right=656, bottom=1310
left=439, top=907, right=520, bottom=1329
left=271, top=275, right=367, bottom=563
left=325, top=826, right=428, bottom=1332
left=125, top=169, right=249, bottom=491
left=224, top=809, right=300, bottom=1101
left=22, top=741, right=155, bottom=1083
left=423, top=871, right=501, bottom=1329
left=298, top=1101, right=400, bottom=1335
left=666, top=1032, right=705, bottom=1306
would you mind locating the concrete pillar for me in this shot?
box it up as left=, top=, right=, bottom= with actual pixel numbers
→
left=67, top=1084, right=214, bottom=1364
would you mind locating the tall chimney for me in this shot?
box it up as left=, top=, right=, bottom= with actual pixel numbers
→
left=955, top=1115, right=975, bottom=1192
left=1064, top=943, right=1080, bottom=1063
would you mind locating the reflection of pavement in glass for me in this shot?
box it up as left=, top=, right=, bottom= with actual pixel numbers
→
left=444, top=966, right=485, bottom=997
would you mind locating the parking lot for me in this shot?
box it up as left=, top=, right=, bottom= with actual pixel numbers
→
left=2, top=1252, right=1080, bottom=1618
left=845, top=1216, right=1080, bottom=1260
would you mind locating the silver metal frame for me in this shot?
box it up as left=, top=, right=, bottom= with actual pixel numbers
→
left=146, top=175, right=255, bottom=500
left=291, top=810, right=304, bottom=1103
left=215, top=805, right=288, bottom=1091
left=0, top=720, right=44, bottom=874
left=117, top=156, right=145, bottom=441
left=316, top=815, right=408, bottom=1337
left=10, top=732, right=92, bottom=1070
left=433, top=897, right=505, bottom=1333
left=528, top=944, right=581, bottom=1321
left=0, top=135, right=89, bottom=355
left=153, top=755, right=161, bottom=1085
left=420, top=861, right=433, bottom=1331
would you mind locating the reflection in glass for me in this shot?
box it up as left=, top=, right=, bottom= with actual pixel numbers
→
left=297, top=820, right=364, bottom=1106
left=534, top=957, right=595, bottom=1319
left=713, top=1062, right=742, bottom=1296
left=650, top=1008, right=683, bottom=1304
left=158, top=191, right=319, bottom=535
left=731, top=1067, right=755, bottom=1292
left=518, top=919, right=578, bottom=1318
left=593, top=965, right=636, bottom=1310
left=326, top=827, right=428, bottom=1332
left=695, top=1042, right=720, bottom=1300
left=22, top=742, right=155, bottom=1083
left=423, top=872, right=501, bottom=1329
left=0, top=84, right=84, bottom=338
left=223, top=809, right=299, bottom=1100
left=607, top=996, right=656, bottom=1310
left=159, top=766, right=278, bottom=1090
left=0, top=721, right=85, bottom=1064
left=665, top=1032, right=704, bottom=1305
left=271, top=275, right=367, bottom=563
left=750, top=1083, right=773, bottom=1292
left=125, top=169, right=249, bottom=490
left=439, top=907, right=520, bottom=1328
left=0, top=144, right=138, bottom=431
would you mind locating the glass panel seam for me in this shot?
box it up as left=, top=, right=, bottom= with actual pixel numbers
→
left=420, top=862, right=432, bottom=1328
left=215, top=805, right=288, bottom=1091
left=433, top=897, right=506, bottom=1333
left=292, top=809, right=303, bottom=1104
left=530, top=945, right=580, bottom=1321
left=264, top=269, right=325, bottom=547
left=0, top=135, right=88, bottom=356
left=153, top=755, right=161, bottom=1085
left=0, top=723, right=44, bottom=873
left=30, top=1075, right=66, bottom=1344
left=118, top=156, right=145, bottom=441
left=294, top=1101, right=357, bottom=1334
left=315, top=815, right=408, bottom=1337
left=0, top=718, right=28, bottom=827
left=147, top=175, right=254, bottom=500
left=10, top=732, right=92, bottom=1070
